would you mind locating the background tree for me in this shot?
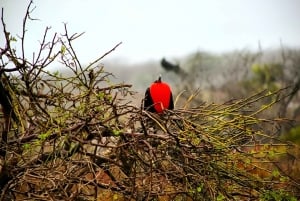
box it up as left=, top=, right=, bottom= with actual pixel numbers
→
left=167, top=47, right=300, bottom=135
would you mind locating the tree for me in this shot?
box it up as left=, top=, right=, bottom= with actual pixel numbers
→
left=0, top=2, right=299, bottom=200
left=174, top=47, right=300, bottom=136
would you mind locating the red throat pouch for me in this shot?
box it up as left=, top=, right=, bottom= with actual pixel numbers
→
left=149, top=82, right=171, bottom=113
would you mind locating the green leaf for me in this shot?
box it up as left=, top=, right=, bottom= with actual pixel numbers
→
left=272, top=169, right=280, bottom=178
left=53, top=70, right=59, bottom=77
left=106, top=94, right=113, bottom=101
left=97, top=92, right=105, bottom=100
left=245, top=158, right=251, bottom=164
left=217, top=193, right=225, bottom=201
left=38, top=131, right=51, bottom=141
left=113, top=130, right=122, bottom=136
left=113, top=194, right=119, bottom=200
left=196, top=183, right=203, bottom=193
left=268, top=149, right=275, bottom=159
left=22, top=143, right=31, bottom=150
left=279, top=176, right=289, bottom=182
left=61, top=45, right=66, bottom=54
left=10, top=36, right=17, bottom=42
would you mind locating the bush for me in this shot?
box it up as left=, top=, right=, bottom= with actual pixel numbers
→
left=1, top=2, right=299, bottom=200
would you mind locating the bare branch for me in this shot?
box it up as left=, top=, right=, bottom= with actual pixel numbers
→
left=87, top=41, right=122, bottom=69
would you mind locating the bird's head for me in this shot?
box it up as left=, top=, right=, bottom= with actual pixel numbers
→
left=155, top=74, right=162, bottom=83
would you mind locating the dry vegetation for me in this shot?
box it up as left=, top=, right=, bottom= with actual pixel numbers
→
left=1, top=2, right=300, bottom=201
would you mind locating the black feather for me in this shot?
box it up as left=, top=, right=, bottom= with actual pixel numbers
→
left=143, top=87, right=156, bottom=112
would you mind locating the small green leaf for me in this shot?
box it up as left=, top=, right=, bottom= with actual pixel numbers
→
left=279, top=176, right=289, bottom=182
left=53, top=70, right=59, bottom=77
left=97, top=92, right=105, bottom=100
left=217, top=193, right=225, bottom=201
left=106, top=94, right=113, bottom=101
left=23, top=143, right=31, bottom=150
left=113, top=130, right=122, bottom=136
left=196, top=183, right=203, bottom=193
left=113, top=194, right=118, bottom=200
left=61, top=45, right=66, bottom=54
left=272, top=169, right=280, bottom=178
left=268, top=149, right=275, bottom=159
left=245, top=158, right=251, bottom=164
left=38, top=133, right=48, bottom=141
left=38, top=131, right=51, bottom=141
left=10, top=36, right=17, bottom=42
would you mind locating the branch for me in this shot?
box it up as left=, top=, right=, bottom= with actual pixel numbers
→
left=87, top=41, right=122, bottom=69
left=1, top=8, right=23, bottom=73
left=96, top=83, right=132, bottom=92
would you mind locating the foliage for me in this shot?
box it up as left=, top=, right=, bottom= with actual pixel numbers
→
left=246, top=63, right=283, bottom=92
left=260, top=190, right=297, bottom=201
left=282, top=125, right=300, bottom=145
left=181, top=48, right=300, bottom=121
left=1, top=2, right=300, bottom=201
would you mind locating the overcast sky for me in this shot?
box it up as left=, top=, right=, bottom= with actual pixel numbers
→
left=1, top=0, right=300, bottom=64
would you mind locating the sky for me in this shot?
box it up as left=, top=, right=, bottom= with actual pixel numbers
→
left=1, top=0, right=300, bottom=64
